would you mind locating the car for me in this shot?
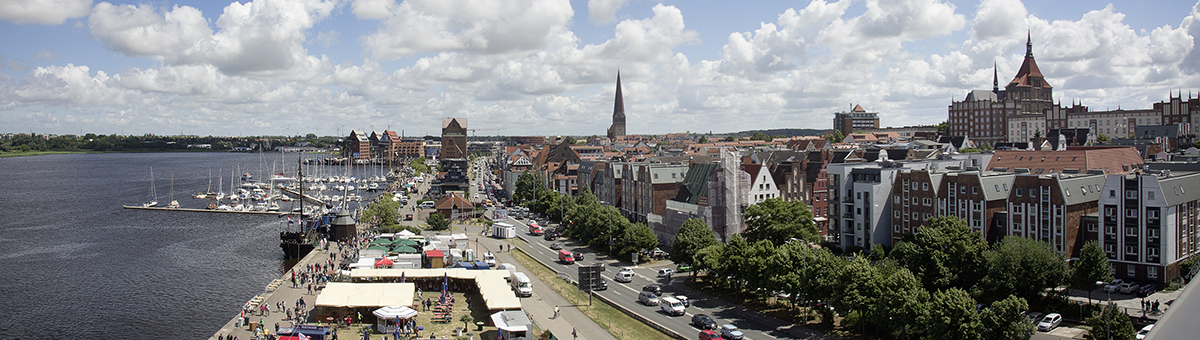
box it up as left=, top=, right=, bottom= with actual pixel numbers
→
left=483, top=252, right=496, bottom=267
left=638, top=291, right=660, bottom=306
left=642, top=284, right=663, bottom=296
left=1037, top=313, right=1062, bottom=332
left=677, top=264, right=693, bottom=272
left=1025, top=312, right=1044, bottom=326
left=618, top=267, right=635, bottom=274
left=676, top=295, right=690, bottom=307
left=719, top=324, right=744, bottom=340
left=1118, top=282, right=1139, bottom=294
left=1104, top=279, right=1126, bottom=293
left=573, top=252, right=585, bottom=261
left=594, top=277, right=608, bottom=291
left=699, top=329, right=720, bottom=340
left=1137, top=324, right=1154, bottom=339
left=691, top=314, right=718, bottom=330
left=543, top=232, right=557, bottom=241
left=658, top=268, right=676, bottom=278
left=549, top=242, right=562, bottom=250
left=614, top=271, right=634, bottom=283
left=1137, top=284, right=1158, bottom=297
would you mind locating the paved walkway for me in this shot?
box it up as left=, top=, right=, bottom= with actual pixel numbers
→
left=209, top=239, right=339, bottom=339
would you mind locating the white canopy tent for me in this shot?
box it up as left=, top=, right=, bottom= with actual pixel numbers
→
left=373, top=305, right=419, bottom=333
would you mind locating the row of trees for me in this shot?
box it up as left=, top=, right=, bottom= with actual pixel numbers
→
left=0, top=133, right=345, bottom=153
left=670, top=200, right=1124, bottom=340
left=514, top=172, right=659, bottom=261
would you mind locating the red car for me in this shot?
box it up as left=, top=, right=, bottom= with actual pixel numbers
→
left=699, top=330, right=720, bottom=340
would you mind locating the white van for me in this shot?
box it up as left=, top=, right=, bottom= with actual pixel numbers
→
left=496, top=263, right=517, bottom=272
left=418, top=201, right=435, bottom=209
left=510, top=272, right=533, bottom=297
left=660, top=296, right=685, bottom=316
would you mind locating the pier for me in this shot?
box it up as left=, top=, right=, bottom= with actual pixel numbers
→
left=121, top=205, right=299, bottom=215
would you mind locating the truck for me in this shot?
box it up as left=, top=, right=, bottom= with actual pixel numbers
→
left=510, top=272, right=533, bottom=297
left=558, top=249, right=575, bottom=264
left=529, top=222, right=543, bottom=235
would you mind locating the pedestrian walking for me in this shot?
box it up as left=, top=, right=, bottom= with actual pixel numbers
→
left=553, top=306, right=560, bottom=319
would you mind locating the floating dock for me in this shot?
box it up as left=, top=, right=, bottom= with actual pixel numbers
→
left=121, top=205, right=299, bottom=215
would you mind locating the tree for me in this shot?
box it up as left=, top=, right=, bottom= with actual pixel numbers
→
left=750, top=131, right=771, bottom=141
left=514, top=172, right=542, bottom=203
left=868, top=264, right=929, bottom=339
left=426, top=212, right=450, bottom=231
left=937, top=121, right=950, bottom=133
left=1097, top=134, right=1110, bottom=143
left=692, top=243, right=726, bottom=276
left=459, top=314, right=474, bottom=330
left=921, top=288, right=984, bottom=340
left=1084, top=303, right=1136, bottom=340
left=981, top=294, right=1035, bottom=340
left=723, top=136, right=735, bottom=142
left=619, top=223, right=658, bottom=261
left=824, top=130, right=845, bottom=143
left=1073, top=240, right=1114, bottom=304
left=698, top=135, right=708, bottom=144
left=981, top=236, right=1070, bottom=303
left=742, top=198, right=819, bottom=245
left=890, top=216, right=988, bottom=291
left=671, top=218, right=719, bottom=266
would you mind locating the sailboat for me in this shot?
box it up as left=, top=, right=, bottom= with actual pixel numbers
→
left=166, top=173, right=180, bottom=209
left=142, top=167, right=158, bottom=207
left=281, top=156, right=317, bottom=259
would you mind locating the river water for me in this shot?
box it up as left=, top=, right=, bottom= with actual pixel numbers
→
left=0, top=152, right=391, bottom=338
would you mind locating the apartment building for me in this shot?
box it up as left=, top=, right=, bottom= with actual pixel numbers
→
left=1099, top=171, right=1200, bottom=283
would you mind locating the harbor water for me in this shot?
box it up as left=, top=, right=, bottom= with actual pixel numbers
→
left=0, top=152, right=391, bottom=339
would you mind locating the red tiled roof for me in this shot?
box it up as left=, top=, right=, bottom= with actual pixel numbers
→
left=988, top=147, right=1142, bottom=174
left=1008, top=55, right=1051, bottom=89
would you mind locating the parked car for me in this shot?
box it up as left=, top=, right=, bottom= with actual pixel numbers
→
left=404, top=214, right=413, bottom=221
left=643, top=284, right=663, bottom=296
left=1025, top=312, right=1044, bottom=326
left=719, top=324, right=744, bottom=340
left=1104, top=279, right=1126, bottom=293
left=1137, top=324, right=1154, bottom=339
left=691, top=314, right=718, bottom=330
left=1119, top=282, right=1139, bottom=294
left=1037, top=313, right=1062, bottom=332
left=549, top=242, right=562, bottom=250
left=699, top=330, right=720, bottom=340
left=638, top=291, right=660, bottom=306
left=658, top=268, right=676, bottom=277
left=1137, top=284, right=1158, bottom=297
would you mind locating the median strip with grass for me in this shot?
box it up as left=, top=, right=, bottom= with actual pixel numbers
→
left=509, top=242, right=673, bottom=340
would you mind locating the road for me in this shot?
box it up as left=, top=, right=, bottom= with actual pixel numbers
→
left=466, top=155, right=834, bottom=340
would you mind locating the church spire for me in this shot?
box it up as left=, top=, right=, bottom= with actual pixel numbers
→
left=993, top=60, right=999, bottom=93
left=1026, top=30, right=1033, bottom=58
left=613, top=72, right=625, bottom=120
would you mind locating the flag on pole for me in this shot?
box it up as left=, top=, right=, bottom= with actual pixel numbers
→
left=288, top=216, right=295, bottom=224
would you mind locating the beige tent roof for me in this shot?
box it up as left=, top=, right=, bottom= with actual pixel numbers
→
left=315, top=282, right=415, bottom=308
left=350, top=268, right=521, bottom=310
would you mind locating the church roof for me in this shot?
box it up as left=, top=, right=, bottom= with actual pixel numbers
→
left=1007, top=34, right=1052, bottom=89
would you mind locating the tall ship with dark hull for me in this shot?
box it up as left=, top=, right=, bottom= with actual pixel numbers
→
left=280, top=158, right=319, bottom=259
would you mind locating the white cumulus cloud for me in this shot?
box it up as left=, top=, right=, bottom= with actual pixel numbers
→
left=360, top=0, right=575, bottom=60
left=587, top=0, right=627, bottom=23
left=0, top=0, right=92, bottom=25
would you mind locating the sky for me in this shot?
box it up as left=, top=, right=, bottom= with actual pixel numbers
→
left=1, top=0, right=1199, bottom=137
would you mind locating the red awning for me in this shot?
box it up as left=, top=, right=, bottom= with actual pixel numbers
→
left=375, top=258, right=394, bottom=266
left=425, top=250, right=444, bottom=257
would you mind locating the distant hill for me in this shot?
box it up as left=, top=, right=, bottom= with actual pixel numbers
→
left=714, top=128, right=831, bottom=138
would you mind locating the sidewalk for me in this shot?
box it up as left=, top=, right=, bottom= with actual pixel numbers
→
left=210, top=240, right=337, bottom=339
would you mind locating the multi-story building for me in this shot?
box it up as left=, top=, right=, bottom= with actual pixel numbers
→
left=1005, top=171, right=1106, bottom=257
left=936, top=170, right=1013, bottom=243
left=342, top=130, right=370, bottom=159
left=742, top=164, right=780, bottom=205
left=891, top=169, right=946, bottom=244
left=441, top=118, right=468, bottom=160
left=394, top=139, right=425, bottom=159
left=620, top=162, right=687, bottom=223
left=1099, top=171, right=1200, bottom=283
left=833, top=104, right=880, bottom=136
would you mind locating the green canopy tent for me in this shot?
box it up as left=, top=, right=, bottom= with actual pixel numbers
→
left=391, top=245, right=420, bottom=254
